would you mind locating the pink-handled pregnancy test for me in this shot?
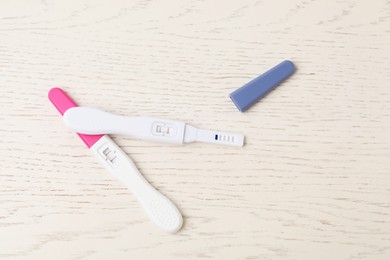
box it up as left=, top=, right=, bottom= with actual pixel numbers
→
left=48, top=88, right=183, bottom=233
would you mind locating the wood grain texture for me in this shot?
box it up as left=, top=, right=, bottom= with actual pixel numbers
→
left=1, top=0, right=390, bottom=259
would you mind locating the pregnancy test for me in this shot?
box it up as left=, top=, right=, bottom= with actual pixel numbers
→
left=63, top=107, right=244, bottom=147
left=48, top=88, right=183, bottom=233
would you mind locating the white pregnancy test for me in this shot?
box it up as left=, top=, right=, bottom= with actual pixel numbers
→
left=63, top=107, right=245, bottom=147
left=48, top=88, right=183, bottom=233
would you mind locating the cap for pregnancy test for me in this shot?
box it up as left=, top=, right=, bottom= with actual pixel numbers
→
left=229, top=60, right=295, bottom=112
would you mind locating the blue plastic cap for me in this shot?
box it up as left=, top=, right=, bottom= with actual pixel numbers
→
left=229, top=60, right=295, bottom=112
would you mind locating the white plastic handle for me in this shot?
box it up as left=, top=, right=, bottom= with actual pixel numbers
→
left=90, top=135, right=183, bottom=233
left=64, top=107, right=186, bottom=144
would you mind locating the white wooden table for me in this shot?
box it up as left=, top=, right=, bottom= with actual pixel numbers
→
left=1, top=1, right=390, bottom=259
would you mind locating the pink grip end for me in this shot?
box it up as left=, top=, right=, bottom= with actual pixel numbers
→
left=48, top=87, right=103, bottom=148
